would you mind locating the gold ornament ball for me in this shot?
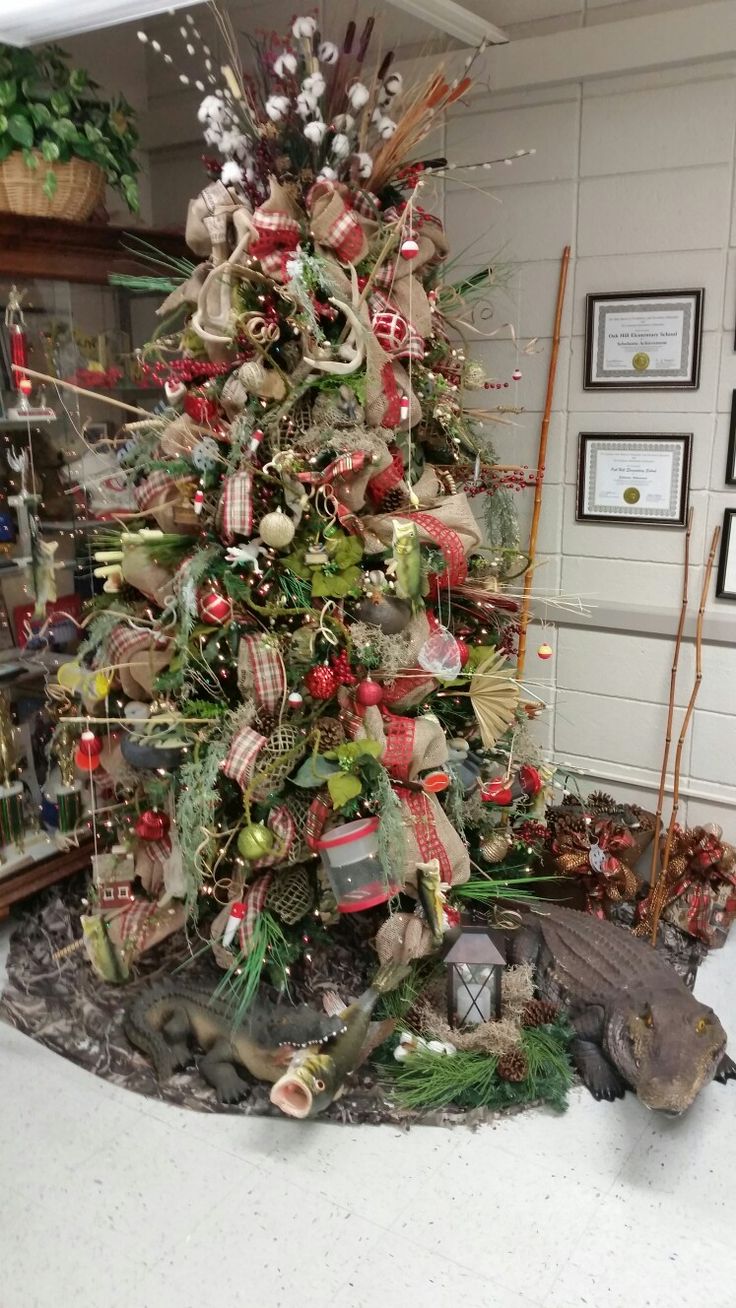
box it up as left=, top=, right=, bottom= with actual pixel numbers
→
left=259, top=509, right=295, bottom=550
left=480, top=832, right=512, bottom=864
left=237, top=823, right=275, bottom=860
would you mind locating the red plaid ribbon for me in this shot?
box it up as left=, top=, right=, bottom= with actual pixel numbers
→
left=106, top=623, right=158, bottom=668
left=381, top=670, right=436, bottom=707
left=249, top=210, right=301, bottom=281
left=237, top=874, right=273, bottom=950
left=367, top=446, right=404, bottom=507
left=135, top=470, right=181, bottom=512
left=307, top=180, right=368, bottom=263
left=251, top=804, right=298, bottom=869
left=221, top=724, right=267, bottom=789
left=238, top=635, right=286, bottom=713
left=218, top=470, right=254, bottom=543
left=297, top=450, right=368, bottom=489
left=305, top=794, right=332, bottom=851
left=381, top=709, right=452, bottom=882
left=350, top=188, right=381, bottom=221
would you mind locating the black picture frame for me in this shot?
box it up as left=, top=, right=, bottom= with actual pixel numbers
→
left=716, top=509, right=736, bottom=600
left=576, top=432, right=692, bottom=527
left=727, top=393, right=736, bottom=487
left=584, top=289, right=704, bottom=390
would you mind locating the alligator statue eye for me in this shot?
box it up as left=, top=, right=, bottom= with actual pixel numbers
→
left=695, top=1017, right=710, bottom=1035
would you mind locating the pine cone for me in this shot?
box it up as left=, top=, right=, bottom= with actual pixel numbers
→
left=257, top=711, right=277, bottom=737
left=497, top=1049, right=528, bottom=1082
left=588, top=790, right=616, bottom=813
left=521, top=999, right=559, bottom=1029
left=547, top=809, right=586, bottom=842
left=378, top=487, right=407, bottom=512
left=315, top=716, right=345, bottom=751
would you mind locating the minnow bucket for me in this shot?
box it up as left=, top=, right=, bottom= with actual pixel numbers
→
left=317, top=817, right=399, bottom=912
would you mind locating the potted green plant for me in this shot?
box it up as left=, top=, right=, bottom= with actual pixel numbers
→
left=0, top=43, right=139, bottom=221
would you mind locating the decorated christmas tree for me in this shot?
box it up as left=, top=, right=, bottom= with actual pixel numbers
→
left=50, top=10, right=573, bottom=1114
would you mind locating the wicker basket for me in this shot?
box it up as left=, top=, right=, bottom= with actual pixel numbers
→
left=0, top=153, right=106, bottom=221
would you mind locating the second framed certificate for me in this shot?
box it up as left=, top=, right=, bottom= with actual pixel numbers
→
left=584, top=289, right=703, bottom=389
left=577, top=433, right=692, bottom=526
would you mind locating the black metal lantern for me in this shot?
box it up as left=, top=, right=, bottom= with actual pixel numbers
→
left=442, top=923, right=506, bottom=1027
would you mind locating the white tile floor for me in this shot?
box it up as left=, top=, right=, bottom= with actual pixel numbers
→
left=0, top=918, right=734, bottom=1308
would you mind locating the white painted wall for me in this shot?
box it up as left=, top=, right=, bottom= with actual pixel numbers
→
left=444, top=56, right=736, bottom=837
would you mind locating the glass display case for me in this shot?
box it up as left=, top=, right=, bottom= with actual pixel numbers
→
left=0, top=212, right=186, bottom=913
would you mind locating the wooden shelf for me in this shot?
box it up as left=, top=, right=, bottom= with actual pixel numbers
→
left=0, top=837, right=94, bottom=919
left=0, top=213, right=188, bottom=285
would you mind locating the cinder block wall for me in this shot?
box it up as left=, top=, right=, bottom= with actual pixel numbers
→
left=444, top=58, right=736, bottom=835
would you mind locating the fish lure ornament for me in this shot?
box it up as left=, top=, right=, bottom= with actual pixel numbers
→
left=388, top=519, right=426, bottom=613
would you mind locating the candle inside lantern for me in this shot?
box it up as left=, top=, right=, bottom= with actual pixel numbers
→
left=455, top=963, right=494, bottom=1024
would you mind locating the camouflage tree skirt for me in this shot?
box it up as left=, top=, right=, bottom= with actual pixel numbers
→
left=0, top=880, right=506, bottom=1127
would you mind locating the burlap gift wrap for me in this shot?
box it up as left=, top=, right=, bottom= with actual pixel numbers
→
left=120, top=544, right=176, bottom=608
left=360, top=705, right=470, bottom=890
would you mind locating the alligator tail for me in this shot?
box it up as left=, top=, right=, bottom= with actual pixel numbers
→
left=124, top=982, right=178, bottom=1082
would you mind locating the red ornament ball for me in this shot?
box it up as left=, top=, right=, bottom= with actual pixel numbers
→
left=400, top=236, right=419, bottom=259
left=305, top=664, right=338, bottom=700
left=481, top=778, right=514, bottom=805
left=75, top=747, right=101, bottom=772
left=356, top=677, right=384, bottom=707
left=198, top=589, right=233, bottom=625
left=455, top=638, right=470, bottom=668
left=537, top=641, right=553, bottom=661
left=135, top=810, right=171, bottom=842
left=518, top=763, right=542, bottom=797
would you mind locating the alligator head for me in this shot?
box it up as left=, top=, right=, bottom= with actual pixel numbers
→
left=606, top=986, right=727, bottom=1114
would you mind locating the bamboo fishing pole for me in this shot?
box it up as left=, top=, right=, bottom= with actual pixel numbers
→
left=12, top=364, right=153, bottom=419
left=516, top=245, right=571, bottom=681
left=649, top=507, right=693, bottom=893
left=649, top=523, right=721, bottom=943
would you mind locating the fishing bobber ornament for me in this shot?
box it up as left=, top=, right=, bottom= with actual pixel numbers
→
left=537, top=641, right=553, bottom=660
left=198, top=587, right=232, bottom=625
left=511, top=368, right=523, bottom=381
left=193, top=487, right=205, bottom=516
left=222, top=900, right=246, bottom=949
left=287, top=690, right=304, bottom=709
left=164, top=379, right=186, bottom=407
left=400, top=235, right=419, bottom=259
left=399, top=394, right=410, bottom=422
left=259, top=508, right=295, bottom=550
left=75, top=730, right=102, bottom=771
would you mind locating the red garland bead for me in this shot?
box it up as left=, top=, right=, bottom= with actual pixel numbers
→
left=305, top=664, right=338, bottom=700
left=135, top=810, right=171, bottom=842
left=330, top=650, right=358, bottom=686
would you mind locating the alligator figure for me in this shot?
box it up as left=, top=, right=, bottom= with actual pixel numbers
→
left=508, top=903, right=734, bottom=1113
left=124, top=982, right=348, bottom=1104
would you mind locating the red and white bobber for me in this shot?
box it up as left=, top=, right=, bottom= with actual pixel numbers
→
left=400, top=235, right=419, bottom=260
left=537, top=641, right=553, bottom=661
left=75, top=730, right=102, bottom=771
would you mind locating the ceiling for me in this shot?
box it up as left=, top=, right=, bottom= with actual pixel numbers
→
left=0, top=0, right=714, bottom=49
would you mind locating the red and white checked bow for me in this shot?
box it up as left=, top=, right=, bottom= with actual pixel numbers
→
left=237, top=635, right=286, bottom=713
left=369, top=291, right=424, bottom=360
left=218, top=470, right=254, bottom=543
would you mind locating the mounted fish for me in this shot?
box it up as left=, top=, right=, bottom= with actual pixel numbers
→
left=270, top=961, right=409, bottom=1118
left=388, top=519, right=427, bottom=613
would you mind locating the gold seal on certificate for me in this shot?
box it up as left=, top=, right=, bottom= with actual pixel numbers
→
left=577, top=434, right=692, bottom=527
left=584, top=290, right=703, bottom=390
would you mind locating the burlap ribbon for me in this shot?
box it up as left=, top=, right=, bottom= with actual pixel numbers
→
left=120, top=544, right=177, bottom=609
left=361, top=492, right=482, bottom=589
left=134, top=470, right=198, bottom=535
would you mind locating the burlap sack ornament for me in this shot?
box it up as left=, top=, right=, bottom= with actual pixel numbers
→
left=158, top=414, right=203, bottom=458
left=185, top=180, right=249, bottom=261
left=382, top=217, right=448, bottom=339
left=134, top=473, right=198, bottom=534
left=309, top=179, right=373, bottom=265
left=362, top=492, right=482, bottom=567
left=121, top=544, right=176, bottom=608
left=156, top=262, right=209, bottom=317
left=375, top=911, right=436, bottom=964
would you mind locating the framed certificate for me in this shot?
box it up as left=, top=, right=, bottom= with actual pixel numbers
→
left=716, top=509, right=736, bottom=600
left=584, top=289, right=703, bottom=390
left=727, top=393, right=736, bottom=486
left=577, top=433, right=692, bottom=526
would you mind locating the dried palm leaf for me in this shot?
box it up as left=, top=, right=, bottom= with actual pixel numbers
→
left=469, top=650, right=519, bottom=749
